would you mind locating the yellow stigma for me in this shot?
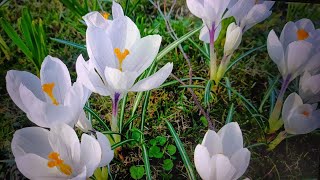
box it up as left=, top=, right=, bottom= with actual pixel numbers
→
left=101, top=12, right=110, bottom=19
left=302, top=111, right=310, bottom=117
left=47, top=152, right=72, bottom=176
left=114, top=48, right=130, bottom=71
left=297, top=29, right=309, bottom=40
left=42, top=83, right=59, bottom=106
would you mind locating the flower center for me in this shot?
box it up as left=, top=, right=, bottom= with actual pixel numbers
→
left=47, top=152, right=72, bottom=176
left=101, top=12, right=110, bottom=19
left=114, top=48, right=130, bottom=71
left=302, top=111, right=310, bottom=117
left=297, top=29, right=309, bottom=40
left=42, top=83, right=59, bottom=106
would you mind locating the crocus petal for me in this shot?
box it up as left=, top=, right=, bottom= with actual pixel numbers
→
left=80, top=134, right=102, bottom=177
left=230, top=148, right=251, bottom=180
left=122, top=35, right=162, bottom=74
left=15, top=154, right=64, bottom=179
left=194, top=144, right=211, bottom=180
left=76, top=111, right=93, bottom=133
left=217, top=122, right=243, bottom=158
left=296, top=18, right=315, bottom=33
left=199, top=26, right=210, bottom=43
left=299, top=72, right=320, bottom=103
left=11, top=127, right=52, bottom=158
left=6, top=70, right=45, bottom=113
left=285, top=41, right=312, bottom=80
left=83, top=11, right=109, bottom=29
left=186, top=0, right=205, bottom=18
left=49, top=124, right=81, bottom=167
left=86, top=27, right=117, bottom=72
left=104, top=66, right=139, bottom=93
left=19, top=84, right=74, bottom=128
left=280, top=21, right=298, bottom=50
left=224, top=0, right=255, bottom=24
left=209, top=154, right=236, bottom=180
left=211, top=0, right=230, bottom=21
left=267, top=30, right=285, bottom=76
left=76, top=55, right=111, bottom=96
left=108, top=17, right=140, bottom=50
left=70, top=168, right=87, bottom=180
left=112, top=1, right=124, bottom=19
left=201, top=130, right=223, bottom=156
left=130, top=63, right=173, bottom=92
left=304, top=52, right=320, bottom=75
left=243, top=4, right=272, bottom=32
left=96, top=132, right=114, bottom=167
left=40, top=56, right=72, bottom=104
left=282, top=93, right=303, bottom=123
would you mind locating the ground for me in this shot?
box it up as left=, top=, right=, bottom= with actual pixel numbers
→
left=0, top=0, right=319, bottom=179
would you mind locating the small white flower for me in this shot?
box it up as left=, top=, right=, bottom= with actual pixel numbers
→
left=194, top=122, right=250, bottom=180
left=224, top=22, right=242, bottom=56
left=225, top=0, right=274, bottom=32
left=11, top=123, right=110, bottom=179
left=299, top=72, right=320, bottom=104
left=282, top=93, right=320, bottom=134
left=6, top=56, right=88, bottom=128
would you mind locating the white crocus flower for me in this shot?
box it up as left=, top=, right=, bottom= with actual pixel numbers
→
left=6, top=56, right=87, bottom=128
left=186, top=0, right=230, bottom=43
left=282, top=93, right=320, bottom=134
left=194, top=122, right=250, bottom=180
left=224, top=22, right=242, bottom=56
left=83, top=1, right=124, bottom=29
left=267, top=30, right=319, bottom=82
left=11, top=123, right=112, bottom=179
left=76, top=16, right=173, bottom=101
left=280, top=18, right=320, bottom=51
left=225, top=0, right=274, bottom=32
left=299, top=72, right=320, bottom=104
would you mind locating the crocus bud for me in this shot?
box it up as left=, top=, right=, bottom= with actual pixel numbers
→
left=224, top=23, right=242, bottom=56
left=299, top=72, right=320, bottom=104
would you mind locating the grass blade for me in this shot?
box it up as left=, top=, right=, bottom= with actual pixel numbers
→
left=84, top=105, right=111, bottom=132
left=188, top=38, right=210, bottom=60
left=119, top=93, right=128, bottom=133
left=259, top=75, right=280, bottom=113
left=142, top=143, right=152, bottom=180
left=224, top=77, right=232, bottom=101
left=111, top=139, right=135, bottom=150
left=165, top=120, right=197, bottom=180
left=160, top=77, right=206, bottom=88
left=225, top=103, right=235, bottom=124
left=204, top=80, right=212, bottom=107
left=50, top=37, right=86, bottom=50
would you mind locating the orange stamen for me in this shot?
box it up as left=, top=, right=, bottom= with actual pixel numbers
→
left=47, top=152, right=72, bottom=176
left=114, top=48, right=130, bottom=71
left=42, top=83, right=59, bottom=106
left=297, top=29, right=309, bottom=40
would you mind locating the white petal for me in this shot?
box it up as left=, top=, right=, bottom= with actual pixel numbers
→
left=280, top=21, right=298, bottom=50
left=83, top=11, right=109, bottom=29
left=112, top=1, right=124, bottom=19
left=285, top=41, right=312, bottom=79
left=299, top=72, right=320, bottom=103
left=282, top=92, right=303, bottom=124
left=217, top=122, right=243, bottom=158
left=49, top=124, right=81, bottom=167
left=194, top=144, right=211, bottom=180
left=122, top=35, right=162, bottom=74
left=40, top=56, right=72, bottom=104
left=230, top=148, right=251, bottom=179
left=242, top=4, right=272, bottom=32
left=296, top=18, right=315, bottom=33
left=224, top=0, right=254, bottom=24
left=11, top=127, right=52, bottom=158
left=209, top=154, right=236, bottom=180
left=201, top=130, right=223, bottom=156
left=19, top=84, right=74, bottom=128
left=86, top=27, right=117, bottom=72
left=76, top=55, right=111, bottom=96
left=6, top=70, right=45, bottom=113
left=267, top=30, right=285, bottom=76
left=304, top=52, right=320, bottom=75
left=70, top=168, right=87, bottom=180
left=186, top=0, right=205, bottom=18
left=15, top=154, right=64, bottom=179
left=130, top=63, right=173, bottom=92
left=80, top=134, right=102, bottom=177
left=224, top=23, right=242, bottom=55
left=76, top=111, right=93, bottom=133
left=104, top=66, right=139, bottom=93
left=199, top=26, right=210, bottom=43
left=96, top=132, right=114, bottom=167
left=108, top=17, right=141, bottom=50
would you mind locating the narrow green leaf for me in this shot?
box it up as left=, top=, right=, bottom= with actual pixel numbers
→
left=142, top=143, right=152, bottom=180
left=20, top=9, right=34, bottom=55
left=259, top=75, right=280, bottom=112
left=188, top=38, right=210, bottom=60
left=50, top=37, right=86, bottom=50
left=225, top=103, right=235, bottom=124
left=178, top=85, right=205, bottom=89
left=119, top=93, right=128, bottom=134
left=84, top=105, right=111, bottom=132
left=160, top=77, right=206, bottom=88
left=122, top=115, right=139, bottom=131
left=141, top=91, right=151, bottom=137
left=224, top=77, right=232, bottom=101
left=204, top=80, right=212, bottom=106
left=165, top=120, right=197, bottom=180
left=111, top=139, right=135, bottom=150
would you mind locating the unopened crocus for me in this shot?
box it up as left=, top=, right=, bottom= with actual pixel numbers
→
left=6, top=56, right=88, bottom=128
left=11, top=123, right=113, bottom=179
left=282, top=93, right=320, bottom=134
left=225, top=0, right=274, bottom=32
left=299, top=72, right=320, bottom=104
left=77, top=13, right=173, bottom=142
left=194, top=122, right=250, bottom=180
left=224, top=23, right=242, bottom=56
